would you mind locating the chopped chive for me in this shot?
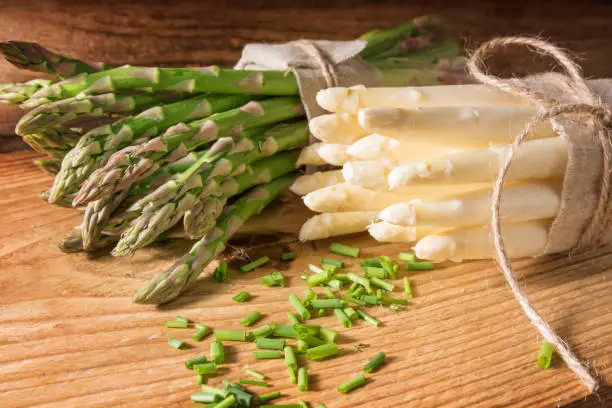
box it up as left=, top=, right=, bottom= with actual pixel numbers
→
left=348, top=281, right=358, bottom=293
left=376, top=289, right=383, bottom=300
left=346, top=273, right=370, bottom=289
left=243, top=368, right=266, bottom=381
left=361, top=257, right=382, bottom=267
left=360, top=295, right=380, bottom=305
left=327, top=279, right=343, bottom=290
left=281, top=251, right=297, bottom=261
left=254, top=350, right=283, bottom=359
left=378, top=255, right=399, bottom=279
left=190, top=392, right=218, bottom=403
left=294, top=323, right=320, bottom=338
left=298, top=400, right=309, bottom=408
left=193, top=362, right=217, bottom=375
left=214, top=395, right=236, bottom=408
left=298, top=367, right=308, bottom=391
left=538, top=340, right=554, bottom=369
left=304, top=335, right=326, bottom=347
left=240, top=256, right=270, bottom=272
left=311, top=299, right=346, bottom=309
left=256, top=337, right=286, bottom=350
left=185, top=355, right=208, bottom=369
left=398, top=252, right=416, bottom=262
left=343, top=307, right=359, bottom=322
left=213, top=261, right=228, bottom=282
left=287, top=312, right=301, bottom=325
left=316, top=404, right=328, bottom=408
left=322, top=257, right=344, bottom=268
left=210, top=340, right=225, bottom=364
left=319, top=327, right=338, bottom=343
left=322, top=263, right=340, bottom=274
left=317, top=309, right=326, bottom=317
left=334, top=308, right=352, bottom=328
left=197, top=374, right=206, bottom=385
left=307, top=343, right=340, bottom=361
left=352, top=286, right=366, bottom=298
left=252, top=324, right=274, bottom=339
left=165, top=320, right=189, bottom=329
left=201, top=385, right=226, bottom=398
left=357, top=310, right=381, bottom=327
left=329, top=242, right=360, bottom=258
left=273, top=324, right=298, bottom=339
left=370, top=277, right=394, bottom=292
left=232, top=291, right=251, bottom=303
left=308, top=264, right=326, bottom=274
left=262, top=271, right=285, bottom=287
left=259, top=391, right=282, bottom=402
left=288, top=365, right=298, bottom=383
left=284, top=345, right=297, bottom=368
left=342, top=295, right=366, bottom=306
left=194, top=323, right=210, bottom=332
left=238, top=378, right=268, bottom=387
left=214, top=329, right=247, bottom=342
left=241, top=311, right=263, bottom=327
left=175, top=315, right=190, bottom=324
left=322, top=287, right=334, bottom=299
left=406, top=260, right=435, bottom=270
left=389, top=304, right=405, bottom=312
left=404, top=276, right=412, bottom=298
left=334, top=273, right=350, bottom=282
left=307, top=272, right=331, bottom=287
left=381, top=295, right=409, bottom=306
left=363, top=352, right=386, bottom=373
left=363, top=266, right=386, bottom=279
left=297, top=339, right=309, bottom=353
left=304, top=288, right=317, bottom=302
left=168, top=337, right=186, bottom=349
left=337, top=374, right=367, bottom=394
left=289, top=294, right=311, bottom=320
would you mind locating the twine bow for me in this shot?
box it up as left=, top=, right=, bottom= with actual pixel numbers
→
left=467, top=37, right=611, bottom=392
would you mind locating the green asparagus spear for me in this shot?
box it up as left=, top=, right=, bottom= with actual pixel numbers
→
left=0, top=79, right=52, bottom=104
left=21, top=126, right=83, bottom=159
left=133, top=173, right=296, bottom=304
left=73, top=97, right=303, bottom=206
left=34, top=157, right=62, bottom=175
left=48, top=94, right=250, bottom=203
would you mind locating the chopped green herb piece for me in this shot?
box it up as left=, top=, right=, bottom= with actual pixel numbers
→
left=311, top=299, right=346, bottom=309
left=307, top=272, right=330, bottom=287
left=342, top=295, right=366, bottom=306
left=240, top=256, right=270, bottom=272
left=538, top=340, right=554, bottom=369
left=322, top=287, right=333, bottom=299
left=288, top=365, right=298, bottom=384
left=304, top=288, right=317, bottom=302
left=213, top=261, right=228, bottom=282
left=352, top=286, right=366, bottom=298
left=298, top=367, right=309, bottom=391
left=335, top=274, right=350, bottom=283
left=190, top=392, right=218, bottom=403
left=185, top=355, right=208, bottom=369
left=322, top=263, right=340, bottom=274
left=214, top=395, right=237, bottom=408
left=404, top=276, right=412, bottom=298
left=254, top=350, right=283, bottom=359
left=287, top=312, right=301, bottom=325
left=343, top=307, right=359, bottom=322
left=262, top=271, right=285, bottom=287
left=304, top=335, right=325, bottom=347
left=360, top=295, right=380, bottom=305
left=381, top=295, right=409, bottom=306
left=175, top=315, right=190, bottom=323
left=370, top=277, right=394, bottom=291
left=193, top=362, right=217, bottom=375
left=363, top=266, right=386, bottom=279
left=319, top=327, right=338, bottom=343
left=168, top=337, right=185, bottom=349
left=326, top=279, right=343, bottom=290
left=376, top=289, right=383, bottom=300
left=337, top=374, right=367, bottom=394
left=210, top=340, right=225, bottom=364
left=232, top=291, right=251, bottom=303
left=307, top=343, right=340, bottom=361
left=322, top=257, right=344, bottom=268
left=297, top=339, right=309, bottom=353
left=165, top=320, right=189, bottom=329
left=357, top=310, right=381, bottom=327
left=389, top=304, right=405, bottom=312
left=363, top=352, right=386, bottom=373
left=317, top=309, right=326, bottom=317
left=273, top=324, right=298, bottom=339
left=284, top=345, right=297, bottom=368
left=256, top=337, right=286, bottom=350
left=238, top=378, right=268, bottom=387
left=378, top=256, right=398, bottom=279
left=329, top=242, right=360, bottom=258
left=281, top=251, right=298, bottom=261
left=244, top=368, right=266, bottom=380
left=334, top=308, right=352, bottom=328
left=346, top=273, right=370, bottom=289
left=406, top=260, right=435, bottom=270
left=214, top=329, right=247, bottom=342
left=201, top=385, right=226, bottom=398
left=252, top=324, right=274, bottom=339
left=294, top=324, right=321, bottom=338
left=197, top=374, right=206, bottom=385
left=316, top=404, right=328, bottom=408
left=361, top=257, right=382, bottom=267
left=398, top=252, right=417, bottom=262
left=241, top=311, right=262, bottom=327
left=289, top=294, right=311, bottom=320
left=308, top=264, right=326, bottom=274
left=259, top=391, right=282, bottom=402
left=222, top=381, right=252, bottom=407
left=299, top=400, right=310, bottom=408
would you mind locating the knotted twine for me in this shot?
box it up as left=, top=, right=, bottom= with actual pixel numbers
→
left=467, top=37, right=611, bottom=392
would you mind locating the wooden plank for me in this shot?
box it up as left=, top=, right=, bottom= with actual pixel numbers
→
left=0, top=150, right=610, bottom=407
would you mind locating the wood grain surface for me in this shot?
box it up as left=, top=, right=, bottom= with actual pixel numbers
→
left=1, top=150, right=611, bottom=408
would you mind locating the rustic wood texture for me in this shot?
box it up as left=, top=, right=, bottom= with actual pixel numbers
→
left=1, top=150, right=611, bottom=408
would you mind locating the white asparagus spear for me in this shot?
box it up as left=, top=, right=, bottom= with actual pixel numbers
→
left=342, top=159, right=395, bottom=190
left=357, top=106, right=556, bottom=146
left=303, top=183, right=485, bottom=213
left=299, top=211, right=378, bottom=241
left=317, top=143, right=351, bottom=166
left=388, top=137, right=567, bottom=189
left=367, top=222, right=436, bottom=243
left=297, top=142, right=326, bottom=166
left=309, top=113, right=369, bottom=144
left=413, top=220, right=551, bottom=262
left=378, top=182, right=561, bottom=227
left=346, top=133, right=463, bottom=161
left=290, top=170, right=344, bottom=196
left=316, top=84, right=528, bottom=114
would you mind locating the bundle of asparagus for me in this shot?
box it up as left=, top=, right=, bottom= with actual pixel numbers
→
left=1, top=16, right=468, bottom=303
left=295, top=83, right=566, bottom=262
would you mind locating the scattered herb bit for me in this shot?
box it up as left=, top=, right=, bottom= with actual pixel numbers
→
left=288, top=365, right=298, bottom=384
left=298, top=367, right=309, bottom=391
left=311, top=299, right=345, bottom=309
left=175, top=315, right=190, bottom=323
left=304, top=288, right=317, bottom=302
left=308, top=264, right=326, bottom=274
left=303, top=335, right=325, bottom=348
left=214, top=329, right=247, bottom=342
left=299, top=400, right=310, bottom=408
left=363, top=266, right=386, bottom=279
left=238, top=378, right=269, bottom=387
left=213, top=261, right=228, bottom=282
left=357, top=310, right=381, bottom=327
left=322, top=257, right=344, bottom=268
left=254, top=350, right=283, bottom=359
left=168, top=337, right=186, bottom=349
left=363, top=352, right=386, bottom=373
left=398, top=252, right=417, bottom=262
left=316, top=404, right=328, bottom=408
left=232, top=291, right=251, bottom=303
left=252, top=324, right=274, bottom=339
left=244, top=368, right=266, bottom=380
left=256, top=337, right=286, bottom=350
left=346, top=273, right=370, bottom=290
left=319, top=327, right=338, bottom=343
left=360, top=295, right=380, bottom=305
left=389, top=304, right=405, bottom=312
left=241, top=311, right=263, bottom=327
left=190, top=392, right=218, bottom=403
left=165, top=320, right=189, bottom=329
left=273, top=324, right=298, bottom=339
left=361, top=257, right=382, bottom=267
left=262, top=271, right=285, bottom=287
left=323, top=287, right=335, bottom=299
left=343, top=295, right=366, bottom=306
left=406, top=260, right=435, bottom=270
left=334, top=308, right=352, bottom=328
left=307, top=343, right=340, bottom=361
left=214, top=394, right=237, bottom=408
left=201, top=385, right=226, bottom=398
left=343, top=307, right=359, bottom=322
left=284, top=345, right=298, bottom=368
left=381, top=295, right=409, bottom=306
left=329, top=242, right=360, bottom=258
left=378, top=255, right=399, bottom=279
left=192, top=323, right=211, bottom=341
left=538, top=340, right=554, bottom=369
left=259, top=391, right=282, bottom=402
left=404, top=276, right=412, bottom=298
left=185, top=355, right=208, bottom=369
left=197, top=374, right=206, bottom=385
left=289, top=294, right=311, bottom=320
left=306, top=272, right=330, bottom=287
left=222, top=380, right=253, bottom=407
left=370, top=276, right=394, bottom=292
left=281, top=251, right=298, bottom=261
left=287, top=312, right=301, bottom=325
left=326, top=279, right=343, bottom=290
left=193, top=362, right=217, bottom=375
left=334, top=273, right=350, bottom=282
left=240, top=256, right=270, bottom=273
left=352, top=286, right=366, bottom=298
left=337, top=374, right=367, bottom=394
left=297, top=339, right=309, bottom=353
left=210, top=340, right=225, bottom=364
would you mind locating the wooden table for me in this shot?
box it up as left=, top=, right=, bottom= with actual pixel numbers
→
left=1, top=1, right=612, bottom=407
